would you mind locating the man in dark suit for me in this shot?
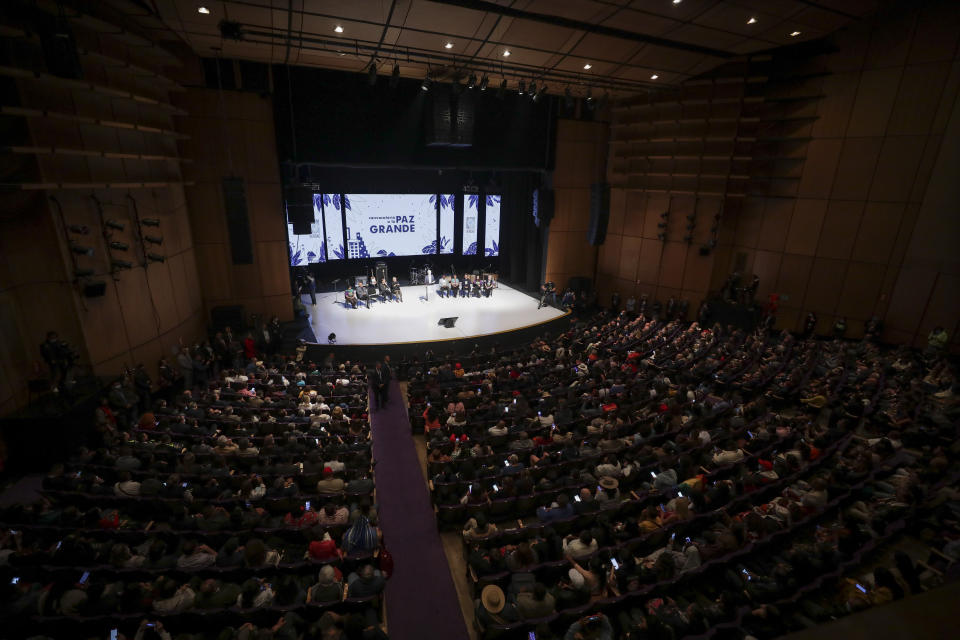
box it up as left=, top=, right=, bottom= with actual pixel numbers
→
left=369, top=361, right=391, bottom=410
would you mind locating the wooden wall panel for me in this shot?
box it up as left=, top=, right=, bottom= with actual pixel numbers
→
left=816, top=200, right=864, bottom=260
left=868, top=136, right=927, bottom=202
left=845, top=67, right=903, bottom=137
left=852, top=202, right=904, bottom=264
left=798, top=139, right=843, bottom=198
left=830, top=137, right=883, bottom=200
left=785, top=199, right=827, bottom=255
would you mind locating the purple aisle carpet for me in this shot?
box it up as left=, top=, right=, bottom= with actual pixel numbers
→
left=370, top=380, right=470, bottom=640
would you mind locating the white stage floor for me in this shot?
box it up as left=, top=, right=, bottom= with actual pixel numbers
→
left=303, top=283, right=566, bottom=345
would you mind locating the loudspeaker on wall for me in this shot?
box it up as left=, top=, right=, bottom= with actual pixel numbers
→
left=588, top=183, right=610, bottom=246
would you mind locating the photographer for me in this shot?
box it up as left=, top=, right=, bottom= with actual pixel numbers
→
left=564, top=612, right=614, bottom=640
left=39, top=331, right=77, bottom=392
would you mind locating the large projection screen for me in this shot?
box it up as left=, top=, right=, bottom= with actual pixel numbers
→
left=344, top=194, right=438, bottom=257
left=438, top=193, right=454, bottom=255
left=288, top=201, right=325, bottom=266
left=319, top=193, right=345, bottom=260
left=484, top=194, right=501, bottom=257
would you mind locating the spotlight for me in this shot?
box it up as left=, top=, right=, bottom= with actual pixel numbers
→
left=479, top=75, right=488, bottom=91
left=650, top=74, right=659, bottom=80
left=334, top=25, right=344, bottom=33
left=586, top=88, right=594, bottom=109
left=390, top=63, right=400, bottom=88
left=528, top=80, right=536, bottom=96
left=747, top=17, right=757, bottom=25
left=502, top=49, right=511, bottom=57
left=111, top=259, right=133, bottom=270
left=583, top=63, right=592, bottom=70
left=141, top=218, right=160, bottom=227
left=109, top=241, right=129, bottom=251
left=467, top=74, right=477, bottom=89
left=105, top=219, right=125, bottom=231
left=367, top=62, right=377, bottom=86
left=497, top=78, right=506, bottom=99
left=74, top=268, right=95, bottom=278
left=790, top=31, right=801, bottom=37
left=518, top=80, right=525, bottom=95
left=145, top=235, right=163, bottom=245
left=197, top=6, right=210, bottom=14
left=421, top=75, right=432, bottom=91
left=71, top=244, right=94, bottom=256
left=444, top=42, right=454, bottom=49
left=67, top=224, right=90, bottom=234
left=147, top=253, right=165, bottom=263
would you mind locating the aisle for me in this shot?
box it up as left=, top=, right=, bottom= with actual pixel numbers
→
left=370, top=379, right=470, bottom=640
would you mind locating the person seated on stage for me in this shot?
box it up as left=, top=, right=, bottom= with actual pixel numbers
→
left=462, top=277, right=471, bottom=297
left=561, top=289, right=575, bottom=309
left=391, top=276, right=403, bottom=303
left=344, top=286, right=358, bottom=309
left=450, top=274, right=460, bottom=298
left=380, top=278, right=392, bottom=302
left=483, top=277, right=494, bottom=297
left=368, top=276, right=380, bottom=301
left=438, top=275, right=449, bottom=298
left=356, top=283, right=369, bottom=307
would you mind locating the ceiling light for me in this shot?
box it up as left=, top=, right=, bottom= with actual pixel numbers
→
left=502, top=50, right=511, bottom=57
left=467, top=74, right=477, bottom=89
left=747, top=17, right=757, bottom=25
left=421, top=75, right=432, bottom=91
left=334, top=25, right=344, bottom=33
left=672, top=0, right=682, bottom=4
left=790, top=31, right=801, bottom=37
left=651, top=74, right=659, bottom=80
left=197, top=6, right=210, bottom=14
left=518, top=80, right=526, bottom=95
left=444, top=42, right=454, bottom=49
left=583, top=63, right=592, bottom=70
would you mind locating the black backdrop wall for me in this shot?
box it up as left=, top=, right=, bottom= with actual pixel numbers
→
left=273, top=64, right=556, bottom=293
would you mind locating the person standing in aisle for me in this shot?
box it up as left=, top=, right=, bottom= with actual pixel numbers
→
left=369, top=361, right=391, bottom=410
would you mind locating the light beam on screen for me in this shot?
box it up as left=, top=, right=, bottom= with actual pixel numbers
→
left=463, top=193, right=479, bottom=255
left=484, top=194, right=501, bottom=256
left=344, top=194, right=439, bottom=257
left=320, top=193, right=345, bottom=260
left=288, top=198, right=326, bottom=266
left=438, top=194, right=454, bottom=254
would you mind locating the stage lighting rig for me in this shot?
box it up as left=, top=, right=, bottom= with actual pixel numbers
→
left=144, top=235, right=163, bottom=245
left=479, top=75, right=488, bottom=91
left=141, top=218, right=160, bottom=227
left=421, top=75, right=432, bottom=91
left=109, top=241, right=129, bottom=251
left=71, top=244, right=94, bottom=256
left=367, top=62, right=377, bottom=86
left=467, top=74, right=477, bottom=89
left=105, top=219, right=125, bottom=231
left=390, top=63, right=400, bottom=88
left=147, top=253, right=165, bottom=263
left=111, top=259, right=133, bottom=270
left=67, top=224, right=90, bottom=234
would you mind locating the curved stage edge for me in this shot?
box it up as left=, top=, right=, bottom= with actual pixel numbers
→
left=300, top=282, right=574, bottom=362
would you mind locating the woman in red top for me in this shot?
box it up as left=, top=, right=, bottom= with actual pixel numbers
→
left=423, top=406, right=442, bottom=434
left=243, top=333, right=257, bottom=360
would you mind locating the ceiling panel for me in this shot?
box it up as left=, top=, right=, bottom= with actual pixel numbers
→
left=81, top=0, right=878, bottom=97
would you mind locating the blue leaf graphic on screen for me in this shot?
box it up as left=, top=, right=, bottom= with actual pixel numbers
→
left=313, top=194, right=322, bottom=209
left=485, top=195, right=501, bottom=206
left=439, top=236, right=450, bottom=251
left=484, top=239, right=500, bottom=257
left=332, top=194, right=341, bottom=210
left=322, top=194, right=332, bottom=207
left=464, top=241, right=477, bottom=256
left=429, top=194, right=436, bottom=204
left=333, top=244, right=346, bottom=260
left=421, top=240, right=438, bottom=254
left=376, top=249, right=387, bottom=256
left=291, top=248, right=303, bottom=266
left=468, top=194, right=479, bottom=210
left=307, top=251, right=317, bottom=262
left=343, top=195, right=351, bottom=210
left=318, top=241, right=327, bottom=263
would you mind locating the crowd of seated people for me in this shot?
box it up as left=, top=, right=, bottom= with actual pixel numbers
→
left=0, top=354, right=389, bottom=640
left=405, top=307, right=959, bottom=639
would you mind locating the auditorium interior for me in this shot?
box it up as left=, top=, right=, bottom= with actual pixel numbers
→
left=0, top=1, right=958, bottom=639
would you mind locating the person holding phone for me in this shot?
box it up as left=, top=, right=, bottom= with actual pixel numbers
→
left=564, top=611, right=614, bottom=640
left=134, top=620, right=172, bottom=640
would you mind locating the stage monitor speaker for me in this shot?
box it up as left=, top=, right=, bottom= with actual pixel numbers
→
left=375, top=261, right=388, bottom=284
left=223, top=177, right=254, bottom=264
left=82, top=281, right=106, bottom=298
left=588, top=183, right=610, bottom=246
left=211, top=305, right=244, bottom=330
left=438, top=317, right=458, bottom=328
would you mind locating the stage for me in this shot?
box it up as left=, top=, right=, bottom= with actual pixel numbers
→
left=303, top=282, right=567, bottom=346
